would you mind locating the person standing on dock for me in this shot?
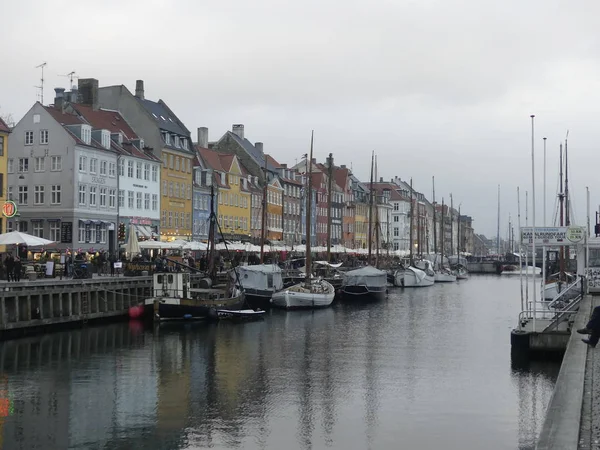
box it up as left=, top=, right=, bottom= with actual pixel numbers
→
left=578, top=306, right=600, bottom=348
left=12, top=257, right=22, bottom=282
left=4, top=254, right=13, bottom=282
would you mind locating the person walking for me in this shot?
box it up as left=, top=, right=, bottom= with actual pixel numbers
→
left=4, top=254, right=14, bottom=282
left=13, top=257, right=22, bottom=282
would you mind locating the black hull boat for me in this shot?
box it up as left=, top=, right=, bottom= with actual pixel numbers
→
left=340, top=266, right=388, bottom=303
left=243, top=289, right=275, bottom=310
left=144, top=295, right=245, bottom=321
left=341, top=285, right=387, bottom=302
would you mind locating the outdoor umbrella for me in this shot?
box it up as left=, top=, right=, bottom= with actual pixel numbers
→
left=0, top=231, right=55, bottom=247
left=124, top=224, right=141, bottom=255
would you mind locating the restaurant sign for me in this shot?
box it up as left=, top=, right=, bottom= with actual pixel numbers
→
left=521, top=226, right=586, bottom=246
left=1, top=201, right=17, bottom=218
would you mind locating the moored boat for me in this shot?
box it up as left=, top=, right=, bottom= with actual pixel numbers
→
left=396, top=262, right=435, bottom=288
left=271, top=278, right=335, bottom=309
left=341, top=265, right=388, bottom=301
left=233, top=264, right=283, bottom=309
left=434, top=267, right=457, bottom=283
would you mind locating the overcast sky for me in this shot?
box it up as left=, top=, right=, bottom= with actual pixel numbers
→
left=2, top=0, right=599, bottom=237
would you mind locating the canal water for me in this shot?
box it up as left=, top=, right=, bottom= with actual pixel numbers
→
left=0, top=275, right=559, bottom=450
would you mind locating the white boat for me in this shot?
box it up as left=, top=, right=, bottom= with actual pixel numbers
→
left=232, top=264, right=283, bottom=309
left=395, top=260, right=435, bottom=287
left=434, top=268, right=457, bottom=283
left=501, top=266, right=541, bottom=276
left=271, top=278, right=335, bottom=310
left=456, top=266, right=469, bottom=280
left=341, top=265, right=388, bottom=301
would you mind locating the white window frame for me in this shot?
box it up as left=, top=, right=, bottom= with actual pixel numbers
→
left=136, top=192, right=142, bottom=209
left=89, top=186, right=97, bottom=206
left=89, top=158, right=97, bottom=174
left=100, top=161, right=107, bottom=176
left=127, top=160, right=134, bottom=178
left=152, top=165, right=158, bottom=182
left=51, top=185, right=61, bottom=205
left=40, top=129, right=49, bottom=145
left=79, top=155, right=87, bottom=172
left=128, top=191, right=134, bottom=209
left=18, top=158, right=29, bottom=173
left=25, top=131, right=34, bottom=145
left=49, top=222, right=60, bottom=242
left=109, top=162, right=116, bottom=178
left=34, top=157, right=45, bottom=172
left=79, top=185, right=87, bottom=205
left=144, top=193, right=150, bottom=210
left=109, top=189, right=116, bottom=208
left=136, top=162, right=142, bottom=179
left=99, top=187, right=107, bottom=207
left=34, top=185, right=45, bottom=205
left=144, top=163, right=150, bottom=180
left=51, top=156, right=62, bottom=171
left=152, top=194, right=158, bottom=211
left=18, top=186, right=28, bottom=205
left=7, top=159, right=13, bottom=173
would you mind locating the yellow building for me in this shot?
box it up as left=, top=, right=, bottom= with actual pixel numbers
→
left=354, top=202, right=369, bottom=249
left=160, top=148, right=194, bottom=240
left=0, top=118, right=10, bottom=238
left=266, top=178, right=283, bottom=241
left=199, top=148, right=251, bottom=241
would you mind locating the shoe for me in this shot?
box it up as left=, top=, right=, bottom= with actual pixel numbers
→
left=582, top=339, right=597, bottom=348
left=578, top=328, right=592, bottom=335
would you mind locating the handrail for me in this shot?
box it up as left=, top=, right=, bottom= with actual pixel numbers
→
left=547, top=278, right=582, bottom=310
left=517, top=309, right=579, bottom=331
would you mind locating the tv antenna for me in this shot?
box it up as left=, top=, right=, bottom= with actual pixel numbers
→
left=35, top=62, right=47, bottom=104
left=60, top=71, right=79, bottom=88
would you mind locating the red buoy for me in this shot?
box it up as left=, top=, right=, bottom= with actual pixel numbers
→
left=128, top=305, right=144, bottom=319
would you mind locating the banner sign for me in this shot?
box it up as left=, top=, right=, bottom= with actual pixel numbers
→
left=521, top=226, right=586, bottom=246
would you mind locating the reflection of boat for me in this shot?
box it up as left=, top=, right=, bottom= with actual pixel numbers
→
left=271, top=278, right=335, bottom=309
left=213, top=309, right=265, bottom=321
left=233, top=264, right=283, bottom=309
left=142, top=273, right=245, bottom=321
left=341, top=265, right=388, bottom=301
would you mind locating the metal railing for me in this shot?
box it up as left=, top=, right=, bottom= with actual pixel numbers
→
left=546, top=277, right=582, bottom=310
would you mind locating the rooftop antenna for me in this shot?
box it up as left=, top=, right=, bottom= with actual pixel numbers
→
left=60, top=71, right=79, bottom=89
left=35, top=62, right=47, bottom=104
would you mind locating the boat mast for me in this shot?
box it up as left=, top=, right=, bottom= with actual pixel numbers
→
left=409, top=178, right=414, bottom=264
left=260, top=164, right=268, bottom=264
left=441, top=198, right=445, bottom=265
left=564, top=132, right=570, bottom=264
left=450, top=193, right=454, bottom=258
left=207, top=184, right=217, bottom=279
left=305, top=132, right=315, bottom=287
left=559, top=143, right=565, bottom=277
left=457, top=205, right=461, bottom=259
left=496, top=185, right=501, bottom=256
left=367, top=151, right=375, bottom=265
left=432, top=176, right=437, bottom=256
left=326, top=153, right=333, bottom=263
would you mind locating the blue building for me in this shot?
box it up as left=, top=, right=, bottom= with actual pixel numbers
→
left=192, top=136, right=215, bottom=242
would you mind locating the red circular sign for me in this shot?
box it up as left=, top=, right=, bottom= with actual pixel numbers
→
left=2, top=201, right=17, bottom=218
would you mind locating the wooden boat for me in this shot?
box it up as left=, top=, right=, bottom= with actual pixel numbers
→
left=271, top=278, right=335, bottom=309
left=233, top=264, right=283, bottom=309
left=341, top=265, right=387, bottom=301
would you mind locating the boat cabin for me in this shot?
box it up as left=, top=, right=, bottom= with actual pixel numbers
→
left=153, top=272, right=190, bottom=299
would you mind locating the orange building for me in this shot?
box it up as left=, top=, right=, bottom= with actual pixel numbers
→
left=266, top=177, right=283, bottom=241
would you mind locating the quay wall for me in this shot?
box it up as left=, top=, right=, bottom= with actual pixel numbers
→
left=467, top=262, right=499, bottom=274
left=0, top=275, right=207, bottom=339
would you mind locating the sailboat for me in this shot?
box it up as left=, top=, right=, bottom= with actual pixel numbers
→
left=434, top=191, right=456, bottom=283
left=454, top=204, right=469, bottom=280
left=341, top=152, right=388, bottom=301
left=271, top=132, right=336, bottom=309
left=138, top=185, right=246, bottom=321
left=394, top=178, right=435, bottom=287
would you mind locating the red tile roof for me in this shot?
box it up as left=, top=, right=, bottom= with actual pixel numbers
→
left=370, top=182, right=410, bottom=201
left=71, top=104, right=139, bottom=140
left=196, top=146, right=229, bottom=188
left=265, top=154, right=281, bottom=169
left=218, top=153, right=235, bottom=172
left=333, top=167, right=349, bottom=190
left=0, top=118, right=10, bottom=133
left=44, top=106, right=85, bottom=126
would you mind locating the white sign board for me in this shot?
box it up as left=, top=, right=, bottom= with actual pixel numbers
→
left=521, top=226, right=586, bottom=246
left=45, top=261, right=54, bottom=276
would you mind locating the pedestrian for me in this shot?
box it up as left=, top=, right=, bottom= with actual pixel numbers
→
left=4, top=254, right=14, bottom=282
left=13, top=257, right=22, bottom=282
left=578, top=305, right=600, bottom=347
left=109, top=253, right=116, bottom=276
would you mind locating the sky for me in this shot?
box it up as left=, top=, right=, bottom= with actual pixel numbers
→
left=2, top=0, right=600, bottom=238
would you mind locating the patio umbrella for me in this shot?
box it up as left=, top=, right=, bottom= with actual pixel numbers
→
left=0, top=231, right=55, bottom=247
left=124, top=224, right=141, bottom=255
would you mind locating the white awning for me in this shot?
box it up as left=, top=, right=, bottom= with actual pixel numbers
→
left=135, top=225, right=152, bottom=238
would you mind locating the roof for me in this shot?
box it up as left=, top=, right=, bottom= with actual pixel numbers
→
left=71, top=104, right=138, bottom=140
left=370, top=182, right=410, bottom=201
left=265, top=154, right=281, bottom=169
left=44, top=106, right=86, bottom=126
left=137, top=98, right=189, bottom=136
left=223, top=131, right=278, bottom=172
left=0, top=118, right=10, bottom=133
left=333, top=167, right=349, bottom=190
left=197, top=146, right=226, bottom=172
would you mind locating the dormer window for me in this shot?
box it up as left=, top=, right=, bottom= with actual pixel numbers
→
left=162, top=132, right=170, bottom=145
left=182, top=139, right=188, bottom=150
left=81, top=125, right=92, bottom=145
left=139, top=139, right=144, bottom=149
left=101, top=130, right=111, bottom=149
left=220, top=172, right=226, bottom=185
left=173, top=136, right=179, bottom=148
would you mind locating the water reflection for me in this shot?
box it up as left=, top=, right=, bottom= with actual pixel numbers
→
left=0, top=276, right=560, bottom=450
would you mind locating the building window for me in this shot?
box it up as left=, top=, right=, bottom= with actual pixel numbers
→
left=393, top=227, right=399, bottom=237
left=182, top=139, right=188, bottom=150
left=78, top=184, right=86, bottom=205
left=164, top=133, right=171, bottom=146
left=34, top=185, right=45, bottom=205
left=6, top=221, right=12, bottom=233
left=169, top=182, right=173, bottom=197
left=88, top=158, right=96, bottom=174
left=187, top=185, right=191, bottom=200
left=81, top=126, right=92, bottom=145
left=168, top=212, right=172, bottom=227
left=144, top=193, right=150, bottom=210
left=7, top=159, right=13, bottom=173
left=50, top=222, right=60, bottom=242
left=89, top=186, right=97, bottom=206
left=175, top=157, right=180, bottom=171
left=136, top=162, right=142, bottom=179
left=152, top=194, right=158, bottom=211
left=118, top=190, right=125, bottom=208
left=109, top=189, right=116, bottom=208
left=173, top=136, right=180, bottom=148
left=32, top=222, right=43, bottom=238
left=100, top=187, right=107, bottom=207
left=7, top=186, right=12, bottom=201
left=25, top=131, right=34, bottom=145
left=18, top=221, right=28, bottom=233
left=187, top=159, right=191, bottom=173
left=100, top=224, right=107, bottom=243
left=79, top=224, right=85, bottom=243
left=162, top=180, right=167, bottom=196
left=127, top=160, right=134, bottom=178
left=79, top=155, right=86, bottom=172
left=109, top=162, right=116, bottom=177
left=34, top=157, right=45, bottom=172
left=174, top=183, right=179, bottom=198
left=40, top=129, right=49, bottom=145
left=169, top=155, right=174, bottom=169
left=394, top=216, right=399, bottom=222
left=128, top=191, right=134, bottom=209
left=51, top=156, right=62, bottom=171
left=18, top=158, right=29, bottom=173
left=18, top=186, right=28, bottom=205
left=162, top=210, right=167, bottom=227
left=100, top=161, right=107, bottom=176
left=51, top=185, right=61, bottom=205
left=144, top=163, right=150, bottom=180
left=152, top=165, right=158, bottom=182
left=119, top=159, right=125, bottom=176
left=174, top=212, right=179, bottom=228
left=136, top=192, right=142, bottom=209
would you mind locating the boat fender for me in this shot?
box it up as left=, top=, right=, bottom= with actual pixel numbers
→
left=200, top=278, right=213, bottom=289
left=184, top=314, right=192, bottom=320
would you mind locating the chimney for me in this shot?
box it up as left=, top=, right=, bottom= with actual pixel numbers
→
left=341, top=165, right=346, bottom=169
left=255, top=142, right=264, bottom=154
left=135, top=80, right=145, bottom=100
left=232, top=124, right=244, bottom=139
left=197, top=127, right=209, bottom=148
left=77, top=78, right=99, bottom=111
left=379, top=177, right=383, bottom=182
left=70, top=86, right=78, bottom=103
left=54, top=88, right=66, bottom=111
left=281, top=163, right=287, bottom=169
